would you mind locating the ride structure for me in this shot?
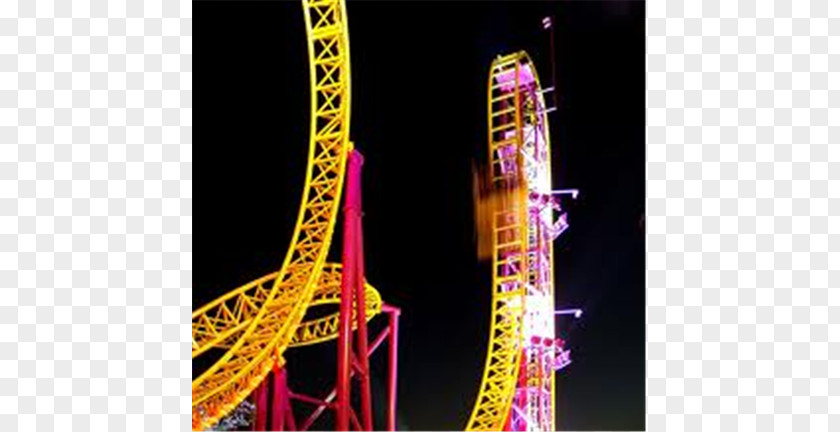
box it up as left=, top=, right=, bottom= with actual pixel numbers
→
left=467, top=51, right=580, bottom=432
left=192, top=1, right=581, bottom=430
left=191, top=0, right=399, bottom=430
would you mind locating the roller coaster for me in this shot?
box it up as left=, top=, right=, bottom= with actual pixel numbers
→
left=192, top=1, right=579, bottom=430
left=468, top=50, right=579, bottom=432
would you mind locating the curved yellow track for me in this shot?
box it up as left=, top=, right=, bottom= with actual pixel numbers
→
left=193, top=2, right=552, bottom=429
left=198, top=264, right=382, bottom=352
left=466, top=51, right=548, bottom=431
left=191, top=0, right=355, bottom=429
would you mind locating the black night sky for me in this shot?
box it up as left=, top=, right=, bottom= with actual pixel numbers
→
left=194, top=1, right=645, bottom=430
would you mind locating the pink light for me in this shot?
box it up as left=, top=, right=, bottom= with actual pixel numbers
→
left=553, top=348, right=572, bottom=371
left=494, top=64, right=536, bottom=92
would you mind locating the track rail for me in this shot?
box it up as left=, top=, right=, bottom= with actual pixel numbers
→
left=509, top=52, right=556, bottom=432
left=193, top=3, right=561, bottom=429
left=198, top=264, right=382, bottom=352
left=191, top=0, right=353, bottom=429
left=466, top=52, right=530, bottom=432
left=467, top=51, right=557, bottom=432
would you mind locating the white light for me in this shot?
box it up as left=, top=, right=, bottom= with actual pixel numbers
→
left=555, top=308, right=583, bottom=318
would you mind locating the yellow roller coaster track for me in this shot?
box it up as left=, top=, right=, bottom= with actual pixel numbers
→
left=195, top=264, right=382, bottom=352
left=191, top=0, right=355, bottom=429
left=466, top=51, right=549, bottom=431
left=194, top=1, right=553, bottom=429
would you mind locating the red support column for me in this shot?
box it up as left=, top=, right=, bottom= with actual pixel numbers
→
left=285, top=396, right=297, bottom=431
left=384, top=306, right=401, bottom=432
left=352, top=152, right=373, bottom=431
left=294, top=149, right=397, bottom=432
left=272, top=368, right=289, bottom=431
left=255, top=378, right=269, bottom=431
left=336, top=149, right=364, bottom=431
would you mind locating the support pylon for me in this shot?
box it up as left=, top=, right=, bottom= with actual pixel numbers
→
left=271, top=366, right=294, bottom=431
left=251, top=149, right=400, bottom=431
left=336, top=149, right=374, bottom=431
left=255, top=378, right=269, bottom=431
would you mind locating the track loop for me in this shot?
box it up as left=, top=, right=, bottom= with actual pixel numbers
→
left=467, top=51, right=555, bottom=432
left=191, top=0, right=353, bottom=429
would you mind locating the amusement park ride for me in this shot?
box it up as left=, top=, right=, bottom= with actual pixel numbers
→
left=192, top=1, right=581, bottom=430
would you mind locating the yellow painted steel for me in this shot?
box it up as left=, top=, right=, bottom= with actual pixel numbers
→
left=199, top=264, right=382, bottom=352
left=191, top=0, right=354, bottom=429
left=467, top=51, right=552, bottom=431
left=191, top=1, right=554, bottom=428
left=289, top=264, right=381, bottom=347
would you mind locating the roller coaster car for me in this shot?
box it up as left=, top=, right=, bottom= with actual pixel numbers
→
left=472, top=160, right=530, bottom=261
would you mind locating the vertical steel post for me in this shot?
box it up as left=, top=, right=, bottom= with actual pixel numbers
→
left=385, top=306, right=401, bottom=431
left=546, top=18, right=558, bottom=431
left=285, top=397, right=297, bottom=431
left=272, top=368, right=289, bottom=431
left=336, top=149, right=363, bottom=431
left=255, top=378, right=269, bottom=431
left=352, top=150, right=373, bottom=431
left=543, top=15, right=558, bottom=111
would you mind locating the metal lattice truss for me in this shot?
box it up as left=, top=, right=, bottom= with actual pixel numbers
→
left=515, top=54, right=557, bottom=432
left=467, top=51, right=566, bottom=432
left=193, top=264, right=382, bottom=353
left=289, top=263, right=381, bottom=348
left=191, top=0, right=354, bottom=429
left=466, top=52, right=530, bottom=432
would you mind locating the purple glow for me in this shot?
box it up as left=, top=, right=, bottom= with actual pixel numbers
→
left=488, top=55, right=581, bottom=431
left=494, top=64, right=536, bottom=92
left=553, top=348, right=572, bottom=371
left=555, top=308, right=583, bottom=319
